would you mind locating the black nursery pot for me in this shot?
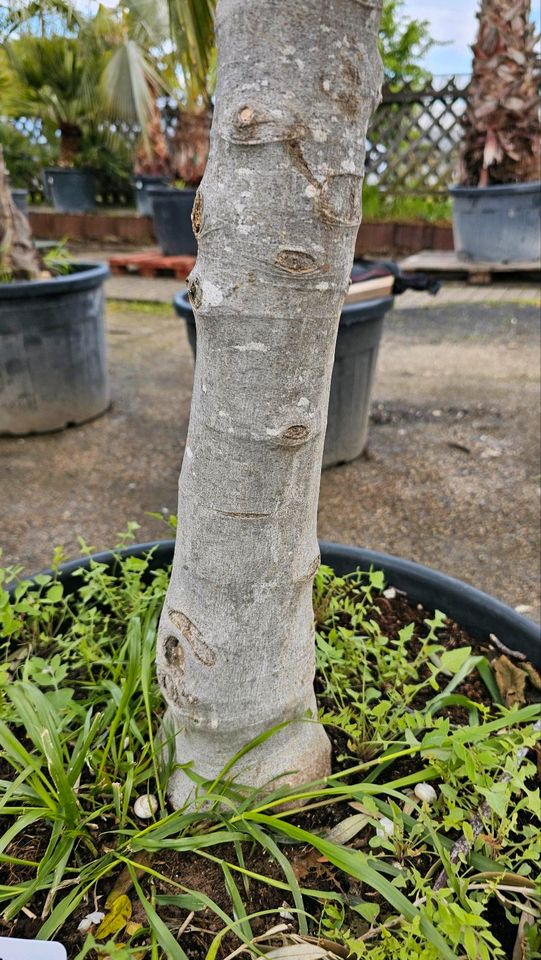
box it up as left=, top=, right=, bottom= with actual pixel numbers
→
left=148, top=186, right=198, bottom=255
left=11, top=189, right=29, bottom=216
left=43, top=167, right=96, bottom=214
left=0, top=262, right=110, bottom=435
left=36, top=540, right=541, bottom=666
left=173, top=290, right=394, bottom=468
left=133, top=175, right=170, bottom=217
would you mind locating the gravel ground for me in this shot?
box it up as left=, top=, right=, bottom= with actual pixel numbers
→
left=1, top=299, right=540, bottom=620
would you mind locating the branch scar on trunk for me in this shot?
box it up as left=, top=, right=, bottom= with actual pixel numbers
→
left=168, top=609, right=216, bottom=666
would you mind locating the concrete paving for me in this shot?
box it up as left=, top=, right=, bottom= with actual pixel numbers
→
left=2, top=298, right=539, bottom=624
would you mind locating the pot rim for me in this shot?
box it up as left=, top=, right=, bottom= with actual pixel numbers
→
left=133, top=175, right=171, bottom=185
left=20, top=538, right=540, bottom=662
left=449, top=181, right=541, bottom=198
left=43, top=166, right=96, bottom=177
left=0, top=261, right=110, bottom=300
left=147, top=185, right=198, bottom=197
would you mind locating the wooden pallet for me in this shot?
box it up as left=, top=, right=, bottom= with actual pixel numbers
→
left=109, top=250, right=196, bottom=280
left=400, top=249, right=541, bottom=285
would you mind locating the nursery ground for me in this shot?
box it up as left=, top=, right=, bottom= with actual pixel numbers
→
left=1, top=297, right=539, bottom=620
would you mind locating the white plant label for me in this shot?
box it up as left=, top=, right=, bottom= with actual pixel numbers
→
left=0, top=938, right=66, bottom=960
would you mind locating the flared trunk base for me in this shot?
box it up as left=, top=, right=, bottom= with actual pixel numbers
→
left=164, top=704, right=332, bottom=810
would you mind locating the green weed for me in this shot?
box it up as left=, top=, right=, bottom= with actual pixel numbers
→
left=0, top=531, right=539, bottom=958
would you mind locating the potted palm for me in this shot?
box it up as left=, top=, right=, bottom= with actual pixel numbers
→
left=2, top=2, right=173, bottom=216
left=94, top=0, right=175, bottom=215
left=133, top=105, right=171, bottom=216
left=147, top=8, right=214, bottom=255
left=3, top=33, right=102, bottom=213
left=149, top=105, right=212, bottom=254
left=450, top=0, right=540, bottom=262
left=148, top=107, right=212, bottom=255
left=0, top=148, right=110, bottom=434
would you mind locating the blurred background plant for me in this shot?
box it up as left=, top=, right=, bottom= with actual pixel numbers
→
left=0, top=120, right=56, bottom=193
left=458, top=0, right=539, bottom=186
left=0, top=0, right=443, bottom=208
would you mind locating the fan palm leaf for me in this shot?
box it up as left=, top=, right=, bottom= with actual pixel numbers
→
left=101, top=39, right=162, bottom=131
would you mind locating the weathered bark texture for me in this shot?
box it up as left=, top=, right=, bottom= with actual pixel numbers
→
left=0, top=147, right=41, bottom=281
left=158, top=0, right=383, bottom=808
left=459, top=0, right=540, bottom=186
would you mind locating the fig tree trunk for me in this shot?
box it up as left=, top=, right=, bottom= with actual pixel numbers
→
left=158, top=0, right=383, bottom=808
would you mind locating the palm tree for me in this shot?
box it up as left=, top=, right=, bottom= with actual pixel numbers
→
left=459, top=0, right=539, bottom=185
left=3, top=32, right=104, bottom=166
left=1, top=2, right=170, bottom=169
left=2, top=0, right=215, bottom=181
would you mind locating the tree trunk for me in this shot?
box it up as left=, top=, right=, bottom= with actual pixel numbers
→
left=459, top=0, right=540, bottom=186
left=158, top=0, right=383, bottom=808
left=59, top=123, right=83, bottom=167
left=170, top=106, right=211, bottom=187
left=135, top=87, right=172, bottom=178
left=0, top=147, right=42, bottom=282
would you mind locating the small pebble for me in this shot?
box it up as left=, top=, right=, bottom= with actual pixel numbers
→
left=279, top=903, right=294, bottom=920
left=414, top=782, right=437, bottom=805
left=376, top=816, right=394, bottom=838
left=383, top=587, right=396, bottom=599
left=134, top=793, right=158, bottom=819
left=78, top=911, right=105, bottom=933
left=515, top=604, right=533, bottom=614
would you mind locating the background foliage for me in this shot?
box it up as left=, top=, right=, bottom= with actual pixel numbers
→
left=0, top=0, right=438, bottom=207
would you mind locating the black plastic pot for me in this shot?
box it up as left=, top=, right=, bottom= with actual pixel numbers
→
left=449, top=181, right=541, bottom=263
left=148, top=186, right=197, bottom=255
left=133, top=175, right=170, bottom=217
left=30, top=540, right=540, bottom=665
left=324, top=296, right=393, bottom=467
left=173, top=290, right=394, bottom=468
left=43, top=167, right=96, bottom=214
left=0, top=262, right=110, bottom=435
left=11, top=189, right=29, bottom=216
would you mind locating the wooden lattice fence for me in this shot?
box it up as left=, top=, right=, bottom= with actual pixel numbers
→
left=365, top=74, right=470, bottom=196
left=3, top=75, right=471, bottom=205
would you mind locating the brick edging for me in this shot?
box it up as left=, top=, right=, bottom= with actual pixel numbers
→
left=28, top=208, right=453, bottom=255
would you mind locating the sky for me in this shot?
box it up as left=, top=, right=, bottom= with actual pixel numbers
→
left=405, top=1, right=541, bottom=76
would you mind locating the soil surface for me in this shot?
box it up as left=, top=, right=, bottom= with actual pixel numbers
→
left=0, top=300, right=539, bottom=619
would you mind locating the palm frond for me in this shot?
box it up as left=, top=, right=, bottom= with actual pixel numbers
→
left=101, top=40, right=163, bottom=135
left=166, top=0, right=215, bottom=104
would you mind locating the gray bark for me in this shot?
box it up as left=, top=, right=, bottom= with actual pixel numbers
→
left=0, top=147, right=41, bottom=281
left=158, top=0, right=383, bottom=808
